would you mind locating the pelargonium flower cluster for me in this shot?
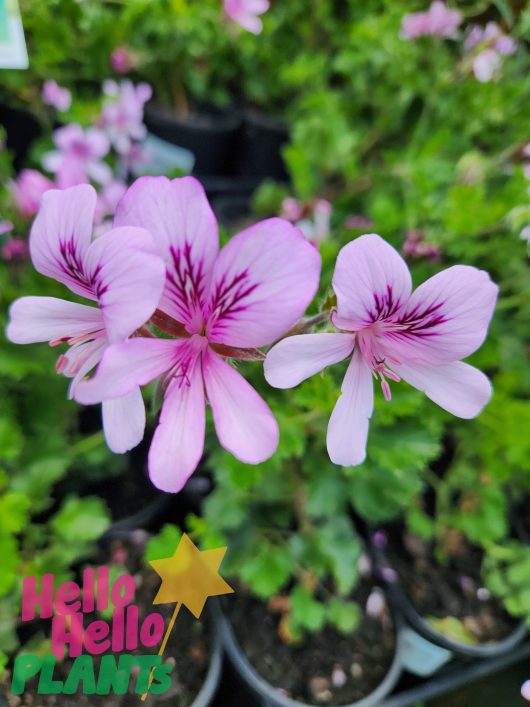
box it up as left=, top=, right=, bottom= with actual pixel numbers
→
left=224, top=0, right=270, bottom=34
left=400, top=6, right=518, bottom=83
left=100, top=80, right=152, bottom=160
left=401, top=1, right=462, bottom=40
left=465, top=22, right=517, bottom=82
left=281, top=197, right=332, bottom=245
left=9, top=78, right=151, bottom=246
left=42, top=80, right=72, bottom=112
left=6, top=177, right=498, bottom=493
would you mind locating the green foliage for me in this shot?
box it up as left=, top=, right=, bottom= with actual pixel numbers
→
left=483, top=543, right=530, bottom=623
left=146, top=524, right=183, bottom=561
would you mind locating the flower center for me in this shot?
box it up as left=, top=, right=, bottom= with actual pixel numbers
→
left=164, top=334, right=208, bottom=390
left=357, top=327, right=401, bottom=401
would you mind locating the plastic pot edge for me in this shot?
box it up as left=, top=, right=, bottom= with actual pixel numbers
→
left=190, top=611, right=223, bottom=707
left=371, top=543, right=528, bottom=659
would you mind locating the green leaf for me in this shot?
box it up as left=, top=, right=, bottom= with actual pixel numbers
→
left=51, top=496, right=110, bottom=545
left=290, top=585, right=326, bottom=633
left=0, top=492, right=31, bottom=533
left=0, top=534, right=19, bottom=597
left=0, top=418, right=23, bottom=462
left=318, top=518, right=361, bottom=595
left=146, top=524, right=182, bottom=561
left=407, top=507, right=435, bottom=541
left=326, top=598, right=360, bottom=634
left=426, top=616, right=478, bottom=645
left=240, top=544, right=292, bottom=598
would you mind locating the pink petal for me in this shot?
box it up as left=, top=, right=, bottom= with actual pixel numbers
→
left=85, top=128, right=110, bottom=160
left=327, top=348, right=374, bottom=466
left=75, top=338, right=180, bottom=405
left=29, top=185, right=98, bottom=299
left=332, top=234, right=412, bottom=331
left=391, top=361, right=492, bottom=418
left=86, top=159, right=113, bottom=186
left=102, top=387, right=145, bottom=453
left=149, top=361, right=205, bottom=493
left=54, top=124, right=84, bottom=151
left=264, top=333, right=355, bottom=388
left=206, top=218, right=321, bottom=348
left=203, top=348, right=279, bottom=463
left=114, top=176, right=218, bottom=332
left=472, top=49, right=501, bottom=83
left=6, top=296, right=103, bottom=344
left=84, top=226, right=165, bottom=343
left=386, top=265, right=498, bottom=365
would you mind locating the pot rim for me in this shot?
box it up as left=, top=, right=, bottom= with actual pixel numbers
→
left=371, top=542, right=528, bottom=658
left=144, top=103, right=241, bottom=132
left=190, top=614, right=223, bottom=707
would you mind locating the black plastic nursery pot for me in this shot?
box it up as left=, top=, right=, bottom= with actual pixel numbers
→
left=212, top=596, right=405, bottom=707
left=144, top=103, right=242, bottom=177
left=211, top=194, right=252, bottom=230
left=0, top=103, right=41, bottom=170
left=185, top=618, right=223, bottom=707
left=1, top=613, right=222, bottom=707
left=234, top=111, right=289, bottom=181
left=370, top=537, right=527, bottom=662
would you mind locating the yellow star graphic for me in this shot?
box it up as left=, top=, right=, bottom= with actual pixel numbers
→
left=149, top=533, right=233, bottom=618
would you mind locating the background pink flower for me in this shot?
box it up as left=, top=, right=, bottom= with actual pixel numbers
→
left=2, top=238, right=28, bottom=261
left=224, top=0, right=270, bottom=34
left=465, top=22, right=517, bottom=82
left=6, top=184, right=165, bottom=454
left=101, top=80, right=152, bottom=156
left=76, top=176, right=321, bottom=493
left=465, top=22, right=517, bottom=56
left=111, top=46, right=136, bottom=75
left=42, top=124, right=112, bottom=188
left=11, top=169, right=54, bottom=218
left=42, top=80, right=72, bottom=112
left=401, top=1, right=462, bottom=40
left=265, top=234, right=497, bottom=466
left=472, top=49, right=502, bottom=82
left=0, top=220, right=13, bottom=236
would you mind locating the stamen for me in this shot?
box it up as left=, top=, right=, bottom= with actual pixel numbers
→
left=357, top=329, right=401, bottom=402
left=55, top=355, right=69, bottom=374
left=383, top=367, right=401, bottom=383
left=380, top=379, right=392, bottom=402
left=50, top=336, right=70, bottom=347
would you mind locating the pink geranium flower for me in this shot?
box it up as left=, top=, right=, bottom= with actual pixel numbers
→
left=0, top=220, right=13, bottom=236
left=11, top=169, right=54, bottom=218
left=101, top=80, right=152, bottom=156
left=76, top=176, right=321, bottom=492
left=265, top=234, right=497, bottom=466
left=472, top=49, right=502, bottom=82
left=2, top=238, right=28, bottom=261
left=401, top=1, right=461, bottom=40
left=465, top=23, right=517, bottom=82
left=224, top=0, right=270, bottom=34
left=111, top=46, right=136, bottom=75
left=42, top=80, right=72, bottom=112
left=42, top=124, right=112, bottom=189
left=6, top=185, right=165, bottom=454
left=465, top=22, right=517, bottom=56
